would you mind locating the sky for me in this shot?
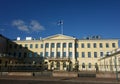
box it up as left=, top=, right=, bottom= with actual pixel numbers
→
left=0, top=0, right=120, bottom=40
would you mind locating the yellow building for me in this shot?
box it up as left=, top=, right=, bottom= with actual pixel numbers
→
left=99, top=48, right=120, bottom=72
left=8, top=34, right=119, bottom=71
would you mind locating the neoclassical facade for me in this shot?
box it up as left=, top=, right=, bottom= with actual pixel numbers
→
left=8, top=34, right=119, bottom=71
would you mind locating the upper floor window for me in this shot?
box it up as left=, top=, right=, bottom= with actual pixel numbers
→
left=34, top=52, right=38, bottom=57
left=88, top=52, right=91, bottom=58
left=99, top=43, right=103, bottom=48
left=63, top=43, right=66, bottom=48
left=25, top=44, right=28, bottom=48
left=35, top=44, right=38, bottom=48
left=45, top=43, right=49, bottom=48
left=19, top=44, right=22, bottom=49
left=106, top=43, right=109, bottom=48
left=45, top=52, right=48, bottom=57
left=51, top=52, right=54, bottom=57
left=57, top=43, right=60, bottom=48
left=75, top=43, right=78, bottom=48
left=87, top=43, right=90, bottom=48
left=112, top=43, right=116, bottom=48
left=69, top=52, right=72, bottom=58
left=94, top=52, right=97, bottom=58
left=51, top=43, right=55, bottom=48
left=57, top=52, right=60, bottom=58
left=75, top=52, right=79, bottom=58
left=14, top=44, right=17, bottom=49
left=30, top=44, right=33, bottom=48
left=41, top=44, right=43, bottom=48
left=69, top=43, right=72, bottom=48
left=29, top=52, right=32, bottom=57
left=100, top=52, right=104, bottom=57
left=93, top=43, right=97, bottom=48
left=40, top=52, right=43, bottom=57
left=81, top=43, right=84, bottom=48
left=63, top=52, right=66, bottom=57
left=82, top=52, right=85, bottom=58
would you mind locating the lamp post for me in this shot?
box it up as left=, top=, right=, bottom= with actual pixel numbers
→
left=115, top=56, right=119, bottom=81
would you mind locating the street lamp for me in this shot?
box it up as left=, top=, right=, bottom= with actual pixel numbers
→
left=115, top=56, right=119, bottom=81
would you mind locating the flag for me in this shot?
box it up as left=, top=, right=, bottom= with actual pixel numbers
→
left=57, top=20, right=63, bottom=26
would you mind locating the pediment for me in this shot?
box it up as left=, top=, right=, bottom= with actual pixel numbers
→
left=43, top=34, right=76, bottom=40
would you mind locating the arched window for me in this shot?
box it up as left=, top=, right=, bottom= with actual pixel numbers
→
left=88, top=63, right=91, bottom=68
left=82, top=63, right=85, bottom=68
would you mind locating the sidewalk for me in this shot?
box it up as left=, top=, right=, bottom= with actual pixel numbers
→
left=0, top=76, right=120, bottom=84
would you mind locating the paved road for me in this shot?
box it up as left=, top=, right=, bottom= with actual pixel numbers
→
left=0, top=76, right=120, bottom=84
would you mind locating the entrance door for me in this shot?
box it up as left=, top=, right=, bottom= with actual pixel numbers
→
left=56, top=62, right=60, bottom=70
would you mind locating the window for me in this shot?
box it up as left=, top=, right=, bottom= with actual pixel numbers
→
left=41, top=44, right=43, bottom=48
left=18, top=52, right=21, bottom=58
left=88, top=52, right=91, bottom=58
left=34, top=52, right=37, bottom=57
left=81, top=43, right=84, bottom=48
left=69, top=52, right=72, bottom=58
left=82, top=63, right=85, bottom=68
left=94, top=52, right=97, bottom=58
left=19, top=44, right=22, bottom=49
left=13, top=52, right=16, bottom=57
left=63, top=52, right=66, bottom=58
left=51, top=43, right=54, bottom=48
left=82, top=52, right=85, bottom=58
left=100, top=52, right=104, bottom=57
left=75, top=43, right=78, bottom=48
left=88, top=63, right=91, bottom=68
left=112, top=43, right=116, bottom=48
left=75, top=52, right=79, bottom=58
left=14, top=44, right=17, bottom=49
left=57, top=43, right=60, bottom=48
left=9, top=44, right=12, bottom=48
left=45, top=43, right=49, bottom=48
left=57, top=52, right=60, bottom=58
left=106, top=43, right=109, bottom=48
left=29, top=52, right=32, bottom=57
left=30, top=44, right=33, bottom=48
left=45, top=52, right=48, bottom=57
left=63, top=43, right=66, bottom=48
left=51, top=52, right=54, bottom=57
left=69, top=43, right=72, bottom=48
left=93, top=43, right=97, bottom=48
left=40, top=52, right=43, bottom=57
left=35, top=44, right=38, bottom=48
left=87, top=43, right=90, bottom=48
left=99, top=43, right=103, bottom=48
left=25, top=44, right=28, bottom=48
left=24, top=52, right=27, bottom=58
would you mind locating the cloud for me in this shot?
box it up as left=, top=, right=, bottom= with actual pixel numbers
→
left=30, top=20, right=45, bottom=31
left=12, top=20, right=29, bottom=32
left=12, top=20, right=45, bottom=32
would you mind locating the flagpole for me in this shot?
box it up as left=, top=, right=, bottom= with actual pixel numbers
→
left=61, top=21, right=63, bottom=35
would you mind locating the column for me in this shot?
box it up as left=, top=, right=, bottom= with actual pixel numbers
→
left=60, top=62, right=63, bottom=70
left=43, top=42, right=45, bottom=58
left=54, top=43, right=57, bottom=58
left=72, top=41, right=75, bottom=59
left=66, top=42, right=69, bottom=58
left=49, top=43, right=51, bottom=58
left=60, top=42, right=63, bottom=58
